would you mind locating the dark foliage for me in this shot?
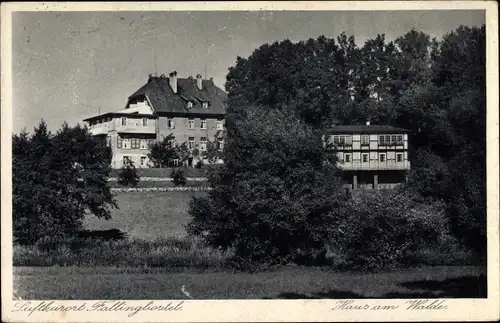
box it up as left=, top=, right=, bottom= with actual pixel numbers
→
left=148, top=134, right=186, bottom=167
left=187, top=106, right=351, bottom=265
left=12, top=121, right=116, bottom=245
left=220, top=25, right=486, bottom=261
left=118, top=159, right=139, bottom=187
left=171, top=168, right=187, bottom=186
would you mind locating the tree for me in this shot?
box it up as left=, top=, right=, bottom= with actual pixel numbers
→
left=432, top=26, right=486, bottom=253
left=12, top=121, right=116, bottom=245
left=202, top=131, right=224, bottom=165
left=225, top=36, right=352, bottom=128
left=187, top=106, right=350, bottom=265
left=148, top=134, right=179, bottom=167
left=118, top=158, right=139, bottom=187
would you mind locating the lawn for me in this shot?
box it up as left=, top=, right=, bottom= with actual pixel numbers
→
left=13, top=266, right=486, bottom=300
left=82, top=191, right=207, bottom=241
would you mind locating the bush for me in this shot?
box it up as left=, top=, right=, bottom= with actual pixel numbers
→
left=328, top=189, right=451, bottom=270
left=187, top=106, right=350, bottom=266
left=118, top=159, right=139, bottom=187
left=195, top=160, right=203, bottom=169
left=171, top=168, right=187, bottom=186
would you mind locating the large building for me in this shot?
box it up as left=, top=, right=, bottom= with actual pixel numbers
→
left=84, top=71, right=227, bottom=168
left=325, top=122, right=411, bottom=189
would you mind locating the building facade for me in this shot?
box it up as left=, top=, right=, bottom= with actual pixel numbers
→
left=83, top=71, right=227, bottom=168
left=325, top=123, right=411, bottom=189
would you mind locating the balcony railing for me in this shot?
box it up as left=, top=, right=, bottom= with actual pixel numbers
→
left=89, top=122, right=111, bottom=135
left=339, top=160, right=411, bottom=171
left=116, top=121, right=156, bottom=134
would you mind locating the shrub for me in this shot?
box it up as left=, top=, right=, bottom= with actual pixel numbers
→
left=187, top=106, right=350, bottom=266
left=328, top=189, right=450, bottom=270
left=118, top=159, right=139, bottom=187
left=171, top=168, right=187, bottom=186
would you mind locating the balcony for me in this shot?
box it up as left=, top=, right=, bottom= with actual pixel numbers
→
left=116, top=120, right=156, bottom=134
left=339, top=160, right=411, bottom=171
left=89, top=122, right=112, bottom=136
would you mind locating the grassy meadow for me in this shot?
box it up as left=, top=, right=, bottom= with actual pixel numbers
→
left=82, top=191, right=206, bottom=241
left=14, top=265, right=486, bottom=299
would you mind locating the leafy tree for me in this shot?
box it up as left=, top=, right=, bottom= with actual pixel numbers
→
left=148, top=134, right=179, bottom=167
left=118, top=158, right=139, bottom=187
left=12, top=121, right=116, bottom=245
left=202, top=131, right=224, bottom=165
left=225, top=36, right=351, bottom=128
left=187, top=106, right=350, bottom=265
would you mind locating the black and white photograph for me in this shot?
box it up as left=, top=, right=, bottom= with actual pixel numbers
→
left=1, top=1, right=499, bottom=322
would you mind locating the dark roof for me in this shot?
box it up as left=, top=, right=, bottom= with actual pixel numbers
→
left=129, top=76, right=227, bottom=116
left=325, top=125, right=410, bottom=134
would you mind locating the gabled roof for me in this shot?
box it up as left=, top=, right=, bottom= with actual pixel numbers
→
left=325, top=125, right=410, bottom=134
left=128, top=76, right=227, bottom=116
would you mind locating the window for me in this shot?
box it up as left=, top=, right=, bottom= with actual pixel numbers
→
left=379, top=135, right=385, bottom=145
left=142, top=118, right=148, bottom=126
left=202, top=102, right=209, bottom=109
left=396, top=134, right=403, bottom=145
left=123, top=156, right=130, bottom=166
left=361, top=135, right=369, bottom=146
left=140, top=139, right=149, bottom=149
left=200, top=118, right=207, bottom=129
left=333, top=135, right=352, bottom=146
left=396, top=153, right=403, bottom=162
left=216, top=119, right=224, bottom=130
left=167, top=118, right=175, bottom=129
left=379, top=134, right=392, bottom=145
left=141, top=157, right=147, bottom=167
left=122, top=138, right=131, bottom=149
left=117, top=136, right=123, bottom=148
left=200, top=137, right=207, bottom=151
left=188, top=117, right=195, bottom=129
left=379, top=153, right=386, bottom=162
left=362, top=154, right=369, bottom=163
left=121, top=117, right=127, bottom=126
left=131, top=138, right=140, bottom=149
left=188, top=137, right=195, bottom=150
left=217, top=138, right=224, bottom=151
left=187, top=101, right=193, bottom=109
left=391, top=135, right=397, bottom=145
left=344, top=154, right=351, bottom=163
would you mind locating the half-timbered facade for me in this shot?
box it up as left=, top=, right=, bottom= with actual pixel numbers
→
left=325, top=123, right=411, bottom=189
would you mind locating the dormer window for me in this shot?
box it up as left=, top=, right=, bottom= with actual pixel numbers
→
left=187, top=101, right=193, bottom=109
left=202, top=102, right=209, bottom=109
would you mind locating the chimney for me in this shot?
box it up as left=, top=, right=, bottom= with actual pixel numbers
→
left=196, top=74, right=203, bottom=90
left=169, top=71, right=178, bottom=93
left=366, top=120, right=371, bottom=126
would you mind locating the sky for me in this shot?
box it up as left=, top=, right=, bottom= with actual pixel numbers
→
left=12, top=10, right=485, bottom=133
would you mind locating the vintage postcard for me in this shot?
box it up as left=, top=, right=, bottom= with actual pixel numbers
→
left=1, top=1, right=499, bottom=322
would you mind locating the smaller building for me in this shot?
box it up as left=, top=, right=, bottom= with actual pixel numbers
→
left=325, top=122, right=411, bottom=190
